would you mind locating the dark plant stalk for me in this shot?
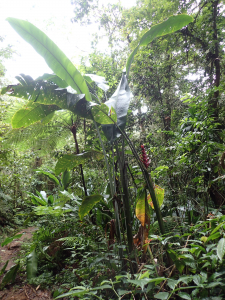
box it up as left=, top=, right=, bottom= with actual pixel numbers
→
left=93, top=107, right=166, bottom=235
left=116, top=142, right=134, bottom=255
left=71, top=123, right=87, bottom=196
left=94, top=121, right=123, bottom=258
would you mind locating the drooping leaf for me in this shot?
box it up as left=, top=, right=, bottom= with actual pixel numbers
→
left=66, top=93, right=93, bottom=119
left=15, top=74, right=27, bottom=86
left=79, top=194, right=104, bottom=220
left=62, top=169, right=70, bottom=190
left=35, top=170, right=59, bottom=186
left=126, top=15, right=194, bottom=78
left=11, top=102, right=60, bottom=129
left=26, top=250, right=38, bottom=280
left=0, top=263, right=20, bottom=290
left=135, top=188, right=151, bottom=253
left=1, top=234, right=23, bottom=247
left=148, top=185, right=164, bottom=209
left=55, top=151, right=104, bottom=175
left=7, top=18, right=92, bottom=101
left=6, top=78, right=93, bottom=127
left=84, top=74, right=109, bottom=91
left=136, top=189, right=150, bottom=227
left=92, top=103, right=117, bottom=124
left=6, top=77, right=83, bottom=110
left=217, top=238, right=225, bottom=261
left=101, top=72, right=131, bottom=142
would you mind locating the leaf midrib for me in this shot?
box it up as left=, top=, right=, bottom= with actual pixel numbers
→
left=11, top=19, right=82, bottom=94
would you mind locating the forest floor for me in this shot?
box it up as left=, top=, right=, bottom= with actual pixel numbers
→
left=0, top=227, right=52, bottom=300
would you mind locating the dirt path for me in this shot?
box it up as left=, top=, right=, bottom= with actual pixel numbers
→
left=0, top=227, right=52, bottom=300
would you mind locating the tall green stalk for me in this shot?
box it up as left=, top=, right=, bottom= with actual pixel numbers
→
left=94, top=121, right=123, bottom=259
left=93, top=109, right=166, bottom=235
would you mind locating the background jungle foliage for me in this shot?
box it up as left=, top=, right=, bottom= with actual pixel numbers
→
left=1, top=0, right=225, bottom=299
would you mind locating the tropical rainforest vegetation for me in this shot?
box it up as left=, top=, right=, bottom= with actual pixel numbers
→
left=1, top=0, right=225, bottom=299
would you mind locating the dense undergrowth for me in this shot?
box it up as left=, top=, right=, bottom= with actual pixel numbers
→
left=4, top=207, right=224, bottom=300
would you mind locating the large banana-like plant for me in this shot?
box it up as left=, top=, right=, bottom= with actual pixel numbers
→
left=2, top=16, right=193, bottom=245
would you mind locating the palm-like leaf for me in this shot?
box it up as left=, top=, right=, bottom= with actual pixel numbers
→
left=3, top=75, right=93, bottom=128
left=126, top=15, right=193, bottom=77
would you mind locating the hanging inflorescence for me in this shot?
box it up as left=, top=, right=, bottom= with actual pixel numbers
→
left=140, top=145, right=151, bottom=168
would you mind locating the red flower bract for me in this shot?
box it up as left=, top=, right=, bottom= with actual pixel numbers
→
left=140, top=144, right=151, bottom=168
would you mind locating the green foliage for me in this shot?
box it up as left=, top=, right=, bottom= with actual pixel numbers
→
left=55, top=151, right=104, bottom=175
left=26, top=250, right=38, bottom=279
left=1, top=233, right=23, bottom=247
left=1, top=2, right=225, bottom=299
left=79, top=194, right=103, bottom=220
left=0, top=263, right=20, bottom=290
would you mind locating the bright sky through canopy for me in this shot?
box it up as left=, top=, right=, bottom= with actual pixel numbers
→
left=0, top=0, right=136, bottom=83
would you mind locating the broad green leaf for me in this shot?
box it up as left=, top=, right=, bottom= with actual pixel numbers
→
left=126, top=15, right=193, bottom=77
left=11, top=102, right=60, bottom=128
left=1, top=234, right=23, bottom=247
left=35, top=170, right=59, bottom=186
left=55, top=151, right=103, bottom=175
left=101, top=72, right=131, bottom=142
left=154, top=292, right=169, bottom=299
left=79, top=194, right=104, bottom=220
left=217, top=238, right=225, bottom=261
left=62, top=169, right=70, bottom=190
left=0, top=261, right=9, bottom=276
left=92, top=103, right=117, bottom=124
left=135, top=188, right=150, bottom=226
left=0, top=263, right=20, bottom=290
left=7, top=18, right=92, bottom=101
left=148, top=185, right=164, bottom=209
left=167, top=279, right=178, bottom=290
left=177, top=292, right=191, bottom=300
left=26, top=250, right=38, bottom=279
